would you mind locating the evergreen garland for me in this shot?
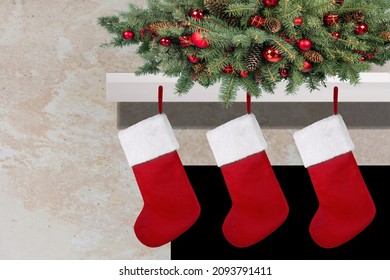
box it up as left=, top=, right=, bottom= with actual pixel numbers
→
left=99, top=0, right=390, bottom=107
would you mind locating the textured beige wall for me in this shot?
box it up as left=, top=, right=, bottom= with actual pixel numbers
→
left=0, top=0, right=389, bottom=260
left=0, top=0, right=167, bottom=260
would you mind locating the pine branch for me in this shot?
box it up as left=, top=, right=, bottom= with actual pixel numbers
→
left=226, top=3, right=259, bottom=17
left=240, top=76, right=261, bottom=97
left=98, top=0, right=390, bottom=105
left=220, top=74, right=239, bottom=107
left=175, top=72, right=196, bottom=95
left=268, top=37, right=296, bottom=61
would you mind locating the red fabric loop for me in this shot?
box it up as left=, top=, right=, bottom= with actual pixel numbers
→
left=158, top=85, right=163, bottom=114
left=246, top=93, right=251, bottom=114
left=333, top=86, right=339, bottom=115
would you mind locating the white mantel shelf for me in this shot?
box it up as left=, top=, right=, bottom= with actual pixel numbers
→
left=106, top=72, right=390, bottom=103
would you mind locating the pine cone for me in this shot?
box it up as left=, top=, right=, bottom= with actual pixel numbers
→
left=254, top=71, right=264, bottom=83
left=194, top=63, right=207, bottom=73
left=264, top=17, right=281, bottom=33
left=303, top=50, right=324, bottom=63
left=204, top=0, right=241, bottom=26
left=204, top=0, right=228, bottom=16
left=245, top=45, right=262, bottom=72
left=149, top=22, right=175, bottom=33
left=342, top=11, right=365, bottom=23
left=380, top=31, right=390, bottom=42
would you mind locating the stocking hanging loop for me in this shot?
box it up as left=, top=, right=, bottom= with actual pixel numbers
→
left=158, top=85, right=163, bottom=114
left=333, top=86, right=338, bottom=115
left=246, top=93, right=251, bottom=114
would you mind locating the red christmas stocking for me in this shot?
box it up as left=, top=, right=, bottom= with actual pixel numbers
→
left=294, top=114, right=376, bottom=248
left=207, top=113, right=289, bottom=248
left=118, top=114, right=200, bottom=247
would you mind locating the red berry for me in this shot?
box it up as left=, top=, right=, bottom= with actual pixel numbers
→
left=226, top=46, right=236, bottom=52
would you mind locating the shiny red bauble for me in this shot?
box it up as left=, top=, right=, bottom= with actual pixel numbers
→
left=332, top=31, right=341, bottom=39
left=191, top=31, right=211, bottom=48
left=187, top=55, right=200, bottom=63
left=297, top=39, right=312, bottom=51
left=323, top=14, right=339, bottom=25
left=294, top=17, right=303, bottom=25
left=262, top=0, right=279, bottom=7
left=222, top=65, right=234, bottom=74
left=159, top=37, right=172, bottom=46
left=248, top=15, right=266, bottom=28
left=122, top=30, right=135, bottom=40
left=262, top=46, right=284, bottom=63
left=302, top=61, right=313, bottom=72
left=280, top=69, right=289, bottom=77
left=355, top=23, right=369, bottom=35
left=239, top=70, right=249, bottom=77
left=334, top=0, right=344, bottom=4
left=189, top=8, right=204, bottom=21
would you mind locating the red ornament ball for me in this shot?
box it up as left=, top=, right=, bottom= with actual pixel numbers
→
left=248, top=15, right=266, bottom=28
left=294, top=17, right=303, bottom=25
left=222, top=65, right=234, bottom=74
left=262, top=0, right=279, bottom=7
left=179, top=35, right=193, bottom=47
left=187, top=55, right=200, bottom=63
left=360, top=57, right=366, bottom=62
left=332, top=31, right=341, bottom=39
left=239, top=70, right=249, bottom=77
left=189, top=9, right=204, bottom=21
left=302, top=61, right=313, bottom=72
left=323, top=14, right=339, bottom=25
left=355, top=23, right=369, bottom=35
left=297, top=39, right=312, bottom=51
left=263, top=46, right=284, bottom=63
left=334, top=0, right=344, bottom=4
left=280, top=69, right=289, bottom=77
left=122, top=30, right=135, bottom=40
left=159, top=37, right=171, bottom=46
left=191, top=30, right=210, bottom=48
